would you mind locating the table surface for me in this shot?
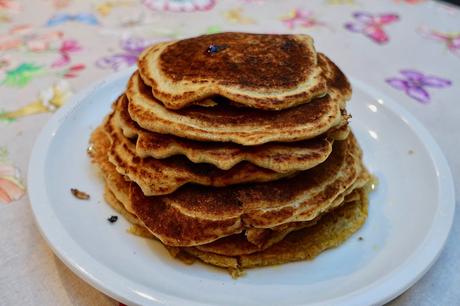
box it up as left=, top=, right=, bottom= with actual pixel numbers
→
left=0, top=1, right=458, bottom=305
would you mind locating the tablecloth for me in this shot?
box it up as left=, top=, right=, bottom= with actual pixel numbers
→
left=0, top=0, right=458, bottom=305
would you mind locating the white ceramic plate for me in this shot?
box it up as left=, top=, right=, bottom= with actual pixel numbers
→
left=28, top=68, right=455, bottom=306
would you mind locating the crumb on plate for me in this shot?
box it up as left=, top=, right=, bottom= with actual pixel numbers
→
left=107, top=215, right=118, bottom=223
left=71, top=188, right=90, bottom=200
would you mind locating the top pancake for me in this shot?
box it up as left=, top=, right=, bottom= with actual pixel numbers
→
left=128, top=53, right=351, bottom=146
left=138, top=33, right=327, bottom=110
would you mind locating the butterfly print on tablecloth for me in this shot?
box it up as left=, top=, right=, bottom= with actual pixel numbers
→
left=344, top=12, right=399, bottom=44
left=281, top=9, right=327, bottom=29
left=386, top=70, right=451, bottom=104
left=419, top=29, right=460, bottom=57
left=96, top=37, right=167, bottom=71
left=46, top=13, right=99, bottom=26
left=142, top=0, right=216, bottom=12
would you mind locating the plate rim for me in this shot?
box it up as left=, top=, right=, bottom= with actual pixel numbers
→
left=27, top=68, right=455, bottom=306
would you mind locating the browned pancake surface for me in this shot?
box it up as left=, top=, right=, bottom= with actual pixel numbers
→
left=129, top=134, right=362, bottom=246
left=136, top=71, right=332, bottom=127
left=115, top=95, right=337, bottom=173
left=181, top=187, right=369, bottom=272
left=128, top=53, right=350, bottom=145
left=90, top=117, right=366, bottom=248
left=160, top=33, right=314, bottom=90
left=106, top=110, right=293, bottom=196
left=138, top=33, right=328, bottom=110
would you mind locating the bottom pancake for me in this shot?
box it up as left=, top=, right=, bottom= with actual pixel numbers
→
left=103, top=179, right=370, bottom=277
left=179, top=186, right=369, bottom=277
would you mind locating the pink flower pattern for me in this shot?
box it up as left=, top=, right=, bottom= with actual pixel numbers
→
left=0, top=148, right=25, bottom=204
left=52, top=39, right=82, bottom=68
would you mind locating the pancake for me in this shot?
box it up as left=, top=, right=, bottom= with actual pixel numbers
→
left=91, top=122, right=363, bottom=247
left=101, top=159, right=369, bottom=255
left=113, top=185, right=369, bottom=277
left=89, top=124, right=134, bottom=212
left=93, top=131, right=369, bottom=251
left=181, top=186, right=369, bottom=275
left=138, top=33, right=328, bottom=110
left=105, top=111, right=295, bottom=196
left=103, top=184, right=310, bottom=255
left=193, top=185, right=366, bottom=258
left=129, top=134, right=362, bottom=246
left=92, top=120, right=370, bottom=256
left=244, top=164, right=370, bottom=247
left=115, top=95, right=339, bottom=173
left=103, top=177, right=368, bottom=259
left=128, top=53, right=350, bottom=146
left=327, top=120, right=350, bottom=141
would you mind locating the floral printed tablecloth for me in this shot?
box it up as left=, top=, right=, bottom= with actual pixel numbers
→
left=0, top=0, right=458, bottom=305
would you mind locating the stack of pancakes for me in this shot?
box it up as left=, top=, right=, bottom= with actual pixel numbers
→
left=89, top=33, right=373, bottom=277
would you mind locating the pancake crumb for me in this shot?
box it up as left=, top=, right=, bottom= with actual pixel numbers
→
left=229, top=268, right=245, bottom=279
left=107, top=215, right=118, bottom=223
left=87, top=144, right=95, bottom=155
left=71, top=188, right=90, bottom=200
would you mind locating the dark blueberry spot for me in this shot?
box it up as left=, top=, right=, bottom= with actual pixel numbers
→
left=281, top=40, right=296, bottom=52
left=207, top=44, right=228, bottom=54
